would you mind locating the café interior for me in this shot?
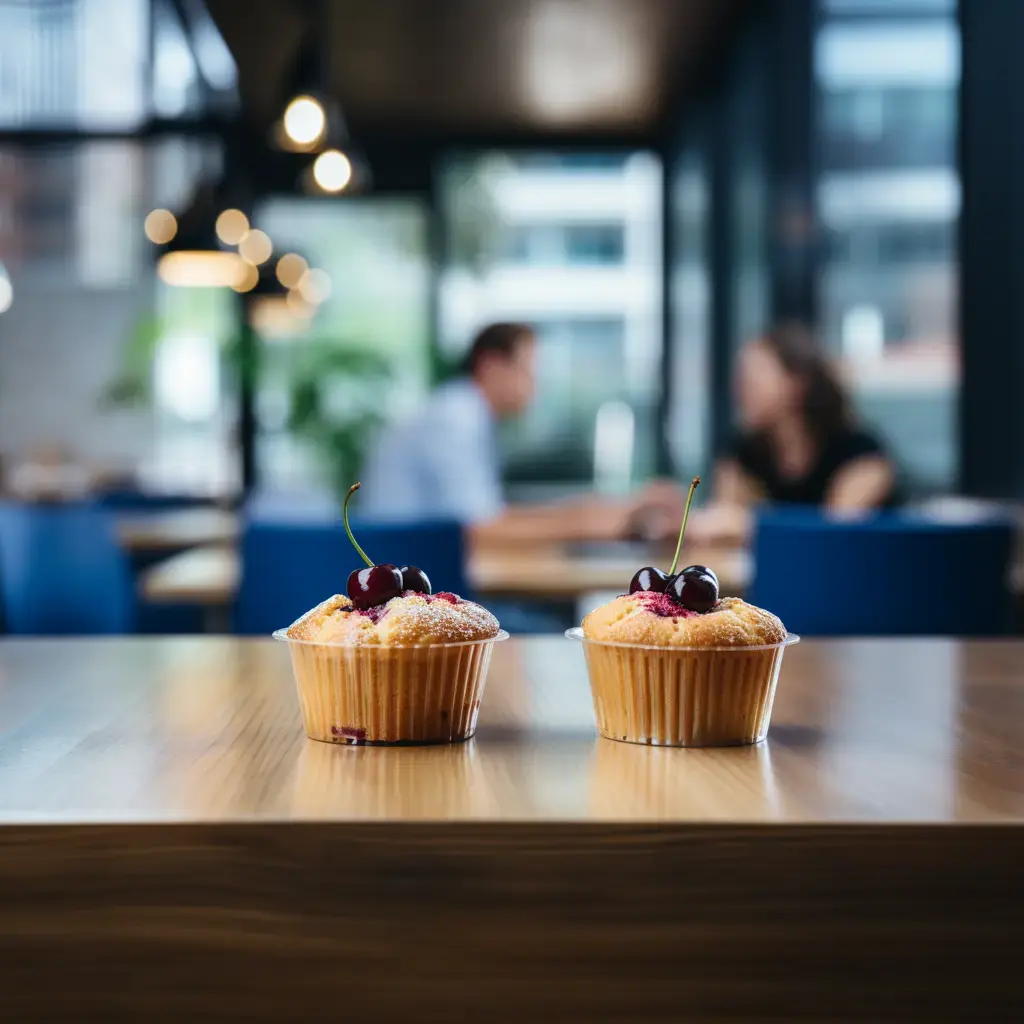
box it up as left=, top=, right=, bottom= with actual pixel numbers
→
left=1, top=0, right=1023, bottom=1019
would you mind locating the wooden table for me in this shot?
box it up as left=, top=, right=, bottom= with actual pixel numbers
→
left=139, top=542, right=751, bottom=606
left=0, top=637, right=1022, bottom=1019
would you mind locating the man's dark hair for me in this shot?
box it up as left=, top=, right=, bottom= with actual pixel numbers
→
left=460, top=322, right=534, bottom=375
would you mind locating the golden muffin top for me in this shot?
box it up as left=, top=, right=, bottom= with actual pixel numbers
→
left=285, top=592, right=501, bottom=646
left=582, top=592, right=786, bottom=648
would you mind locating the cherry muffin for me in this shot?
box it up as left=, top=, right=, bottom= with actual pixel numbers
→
left=275, top=484, right=505, bottom=745
left=568, top=478, right=797, bottom=747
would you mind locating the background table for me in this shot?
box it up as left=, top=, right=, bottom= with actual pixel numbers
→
left=115, top=507, right=238, bottom=553
left=139, top=541, right=751, bottom=606
left=0, top=636, right=1022, bottom=1018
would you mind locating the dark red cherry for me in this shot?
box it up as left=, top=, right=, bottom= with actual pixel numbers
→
left=629, top=566, right=669, bottom=594
left=399, top=565, right=431, bottom=595
left=347, top=564, right=403, bottom=609
left=667, top=570, right=719, bottom=613
left=680, top=564, right=719, bottom=588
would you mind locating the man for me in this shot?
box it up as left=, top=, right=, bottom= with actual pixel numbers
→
left=360, top=322, right=638, bottom=544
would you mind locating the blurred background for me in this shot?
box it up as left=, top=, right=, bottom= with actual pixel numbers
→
left=0, top=0, right=1018, bottom=638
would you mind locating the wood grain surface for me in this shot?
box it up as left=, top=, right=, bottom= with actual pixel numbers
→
left=2, top=637, right=1024, bottom=1019
left=1, top=636, right=1024, bottom=822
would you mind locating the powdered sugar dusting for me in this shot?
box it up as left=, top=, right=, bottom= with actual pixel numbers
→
left=286, top=592, right=498, bottom=646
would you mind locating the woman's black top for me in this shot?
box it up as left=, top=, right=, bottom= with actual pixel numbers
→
left=731, top=427, right=896, bottom=507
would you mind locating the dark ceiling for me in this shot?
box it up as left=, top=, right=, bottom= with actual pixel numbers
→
left=206, top=0, right=748, bottom=140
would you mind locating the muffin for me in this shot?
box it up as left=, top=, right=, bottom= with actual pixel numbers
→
left=274, top=481, right=505, bottom=745
left=569, top=477, right=796, bottom=747
left=279, top=591, right=504, bottom=745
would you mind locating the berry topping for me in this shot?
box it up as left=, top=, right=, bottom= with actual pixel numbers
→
left=342, top=482, right=404, bottom=609
left=629, top=566, right=669, bottom=594
left=634, top=590, right=697, bottom=618
left=399, top=565, right=431, bottom=595
left=348, top=564, right=403, bottom=610
left=626, top=476, right=720, bottom=615
left=679, top=563, right=718, bottom=588
left=667, top=570, right=718, bottom=614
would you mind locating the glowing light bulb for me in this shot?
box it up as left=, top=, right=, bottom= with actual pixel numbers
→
left=283, top=95, right=326, bottom=146
left=313, top=149, right=353, bottom=193
left=157, top=251, right=246, bottom=288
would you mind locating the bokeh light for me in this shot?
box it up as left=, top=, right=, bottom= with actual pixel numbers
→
left=0, top=263, right=12, bottom=313
left=157, top=251, right=246, bottom=288
left=276, top=252, right=309, bottom=289
left=144, top=209, right=177, bottom=244
left=283, top=95, right=326, bottom=146
left=215, top=208, right=250, bottom=246
left=298, top=268, right=332, bottom=304
left=232, top=261, right=260, bottom=293
left=238, top=229, right=273, bottom=266
left=312, top=150, right=353, bottom=193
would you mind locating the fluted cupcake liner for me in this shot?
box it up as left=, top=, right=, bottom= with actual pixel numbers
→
left=567, top=628, right=798, bottom=747
left=274, top=632, right=508, bottom=745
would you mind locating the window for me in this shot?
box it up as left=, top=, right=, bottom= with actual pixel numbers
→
left=0, top=0, right=149, bottom=129
left=439, top=150, right=662, bottom=489
left=502, top=223, right=625, bottom=265
left=251, top=198, right=432, bottom=497
left=0, top=138, right=229, bottom=494
left=667, top=140, right=711, bottom=478
left=815, top=0, right=959, bottom=491
left=0, top=0, right=234, bottom=129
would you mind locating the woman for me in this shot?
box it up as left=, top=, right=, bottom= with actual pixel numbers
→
left=644, top=323, right=897, bottom=544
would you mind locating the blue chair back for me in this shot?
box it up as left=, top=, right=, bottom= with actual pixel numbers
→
left=95, top=489, right=209, bottom=512
left=0, top=502, right=135, bottom=635
left=749, top=507, right=1015, bottom=637
left=235, top=517, right=468, bottom=635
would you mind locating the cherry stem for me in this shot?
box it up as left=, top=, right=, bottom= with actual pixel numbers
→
left=668, top=476, right=701, bottom=576
left=343, top=482, right=375, bottom=569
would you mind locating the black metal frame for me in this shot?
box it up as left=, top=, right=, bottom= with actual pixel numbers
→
left=958, top=0, right=1024, bottom=497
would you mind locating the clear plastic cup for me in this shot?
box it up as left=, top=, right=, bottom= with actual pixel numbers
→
left=566, top=627, right=799, bottom=747
left=274, top=629, right=509, bottom=745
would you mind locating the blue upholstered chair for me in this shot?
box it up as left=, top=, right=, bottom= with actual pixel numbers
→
left=235, top=516, right=468, bottom=635
left=0, top=502, right=135, bottom=635
left=749, top=507, right=1015, bottom=637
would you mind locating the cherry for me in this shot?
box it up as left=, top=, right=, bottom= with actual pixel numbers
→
left=667, top=570, right=718, bottom=613
left=679, top=563, right=718, bottom=588
left=629, top=566, right=669, bottom=594
left=400, top=565, right=431, bottom=595
left=348, top=564, right=403, bottom=609
left=342, top=482, right=404, bottom=609
left=625, top=476, right=720, bottom=614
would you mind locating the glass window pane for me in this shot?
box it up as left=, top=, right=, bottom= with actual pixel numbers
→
left=0, top=139, right=232, bottom=497
left=0, top=0, right=149, bottom=129
left=439, top=150, right=662, bottom=490
left=815, top=4, right=959, bottom=492
left=668, top=142, right=710, bottom=477
left=252, top=198, right=432, bottom=496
